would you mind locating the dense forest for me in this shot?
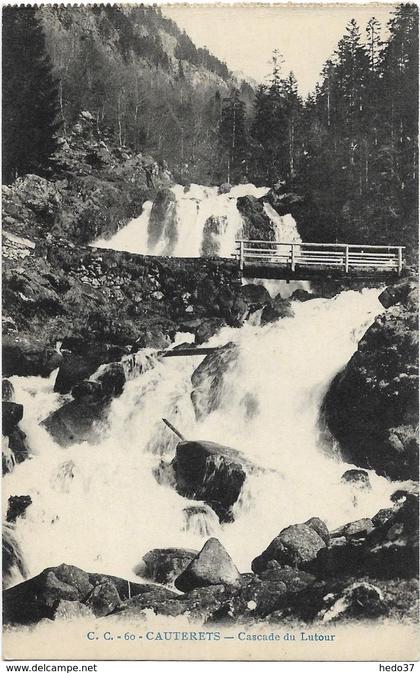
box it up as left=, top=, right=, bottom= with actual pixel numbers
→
left=218, top=5, right=418, bottom=250
left=2, top=3, right=418, bottom=250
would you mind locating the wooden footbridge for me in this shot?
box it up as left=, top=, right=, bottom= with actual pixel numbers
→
left=234, top=240, right=405, bottom=280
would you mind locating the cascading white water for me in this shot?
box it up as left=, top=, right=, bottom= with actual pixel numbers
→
left=94, top=183, right=277, bottom=258
left=92, top=182, right=311, bottom=301
left=93, top=200, right=153, bottom=255
left=3, top=289, right=405, bottom=584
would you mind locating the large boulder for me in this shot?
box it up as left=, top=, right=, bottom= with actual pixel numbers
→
left=252, top=521, right=328, bottom=574
left=8, top=427, right=30, bottom=464
left=3, top=564, right=93, bottom=625
left=231, top=284, right=271, bottom=323
left=85, top=581, right=121, bottom=617
left=261, top=190, right=306, bottom=221
left=290, top=289, right=316, bottom=302
left=236, top=195, right=275, bottom=241
left=332, top=518, right=374, bottom=541
left=114, top=585, right=217, bottom=621
left=158, top=440, right=252, bottom=522
left=53, top=339, right=127, bottom=394
left=41, top=399, right=109, bottom=447
left=237, top=283, right=271, bottom=307
left=341, top=469, right=371, bottom=490
left=308, top=494, right=419, bottom=580
left=191, top=343, right=238, bottom=420
left=259, top=563, right=316, bottom=593
left=135, top=548, right=198, bottom=586
left=97, top=362, right=126, bottom=397
left=260, top=295, right=294, bottom=324
left=378, top=279, right=417, bottom=310
left=6, top=495, right=32, bottom=523
left=2, top=402, right=23, bottom=436
left=71, top=380, right=103, bottom=404
left=3, top=564, right=161, bottom=625
left=54, top=352, right=99, bottom=394
left=1, top=403, right=29, bottom=470
left=87, top=573, right=163, bottom=601
left=2, top=379, right=14, bottom=402
left=174, top=538, right=240, bottom=592
left=322, top=302, right=418, bottom=481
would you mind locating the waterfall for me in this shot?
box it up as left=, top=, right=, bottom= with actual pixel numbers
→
left=93, top=183, right=270, bottom=258
left=92, top=182, right=311, bottom=300
left=3, top=288, right=402, bottom=582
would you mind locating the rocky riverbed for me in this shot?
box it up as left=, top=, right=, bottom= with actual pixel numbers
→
left=3, top=483, right=418, bottom=627
left=2, top=114, right=418, bottom=632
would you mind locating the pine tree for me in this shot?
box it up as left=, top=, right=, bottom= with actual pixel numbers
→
left=2, top=7, right=61, bottom=183
left=251, top=50, right=289, bottom=183
left=366, top=17, right=382, bottom=71
left=282, top=72, right=302, bottom=182
left=218, top=89, right=248, bottom=183
left=379, top=3, right=419, bottom=247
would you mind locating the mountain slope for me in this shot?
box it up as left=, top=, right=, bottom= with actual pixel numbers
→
left=39, top=5, right=254, bottom=184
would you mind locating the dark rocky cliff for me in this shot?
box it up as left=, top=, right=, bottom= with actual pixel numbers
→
left=322, top=279, right=419, bottom=481
left=2, top=112, right=172, bottom=246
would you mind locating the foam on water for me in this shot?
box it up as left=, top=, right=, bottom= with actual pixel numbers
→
left=4, top=288, right=402, bottom=582
left=93, top=183, right=275, bottom=258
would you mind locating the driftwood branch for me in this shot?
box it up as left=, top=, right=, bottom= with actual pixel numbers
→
left=162, top=418, right=185, bottom=441
left=159, top=347, right=220, bottom=358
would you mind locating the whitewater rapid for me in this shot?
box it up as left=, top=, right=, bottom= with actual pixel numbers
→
left=94, top=183, right=280, bottom=257
left=3, top=288, right=403, bottom=584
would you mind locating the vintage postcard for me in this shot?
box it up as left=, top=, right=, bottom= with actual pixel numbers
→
left=1, top=0, right=419, bottom=662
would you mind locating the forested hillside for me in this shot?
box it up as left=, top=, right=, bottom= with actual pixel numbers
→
left=38, top=5, right=253, bottom=185
left=2, top=3, right=418, bottom=252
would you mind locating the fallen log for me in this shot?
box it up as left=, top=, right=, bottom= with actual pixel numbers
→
left=162, top=418, right=185, bottom=441
left=159, top=347, right=221, bottom=358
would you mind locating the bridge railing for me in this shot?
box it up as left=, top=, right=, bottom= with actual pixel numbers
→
left=235, top=240, right=404, bottom=275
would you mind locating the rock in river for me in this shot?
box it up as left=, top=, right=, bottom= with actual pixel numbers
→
left=2, top=402, right=23, bottom=436
left=252, top=520, right=327, bottom=574
left=191, top=342, right=238, bottom=420
left=41, top=399, right=109, bottom=447
left=174, top=538, right=240, bottom=592
left=157, top=439, right=253, bottom=522
left=135, top=548, right=198, bottom=586
left=322, top=301, right=419, bottom=481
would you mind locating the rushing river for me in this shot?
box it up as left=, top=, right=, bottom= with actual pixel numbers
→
left=4, top=288, right=399, bottom=584
left=4, top=182, right=402, bottom=588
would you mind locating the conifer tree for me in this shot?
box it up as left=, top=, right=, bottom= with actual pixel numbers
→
left=366, top=17, right=382, bottom=71
left=218, top=89, right=248, bottom=183
left=251, top=50, right=289, bottom=183
left=2, top=7, right=61, bottom=183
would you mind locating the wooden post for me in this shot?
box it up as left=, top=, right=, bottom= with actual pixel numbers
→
left=345, top=245, right=349, bottom=273
left=291, top=244, right=296, bottom=272
left=239, top=240, right=244, bottom=273
left=398, top=247, right=403, bottom=275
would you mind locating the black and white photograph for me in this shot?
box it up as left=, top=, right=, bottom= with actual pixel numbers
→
left=1, top=1, right=419, bottom=662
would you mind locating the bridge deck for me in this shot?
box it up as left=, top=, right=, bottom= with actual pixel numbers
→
left=235, top=240, right=404, bottom=279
